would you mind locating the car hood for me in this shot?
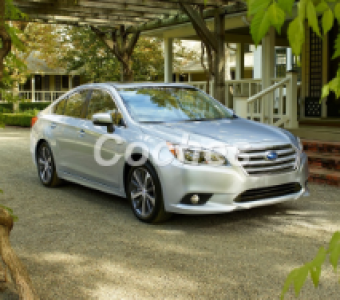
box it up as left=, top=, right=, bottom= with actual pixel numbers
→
left=139, top=118, right=293, bottom=149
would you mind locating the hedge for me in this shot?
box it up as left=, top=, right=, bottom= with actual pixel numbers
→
left=0, top=113, right=33, bottom=127
left=0, top=103, right=14, bottom=113
left=19, top=102, right=50, bottom=112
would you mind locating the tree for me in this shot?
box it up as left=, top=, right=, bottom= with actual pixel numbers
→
left=0, top=1, right=40, bottom=299
left=53, top=25, right=198, bottom=83
left=245, top=0, right=340, bottom=298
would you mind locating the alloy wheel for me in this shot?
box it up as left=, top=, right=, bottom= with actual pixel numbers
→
left=129, top=168, right=156, bottom=218
left=38, top=145, right=53, bottom=184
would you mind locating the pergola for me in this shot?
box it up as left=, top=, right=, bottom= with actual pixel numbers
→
left=10, top=0, right=247, bottom=103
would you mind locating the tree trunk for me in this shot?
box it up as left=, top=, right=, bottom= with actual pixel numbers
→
left=91, top=26, right=140, bottom=83
left=0, top=0, right=12, bottom=83
left=0, top=209, right=40, bottom=300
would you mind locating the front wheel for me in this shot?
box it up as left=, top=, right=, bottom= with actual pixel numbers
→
left=127, top=163, right=172, bottom=223
left=36, top=142, right=62, bottom=187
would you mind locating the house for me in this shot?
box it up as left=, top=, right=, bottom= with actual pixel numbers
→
left=18, top=51, right=82, bottom=102
left=174, top=42, right=254, bottom=82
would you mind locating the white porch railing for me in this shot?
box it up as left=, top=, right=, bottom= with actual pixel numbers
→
left=233, top=72, right=298, bottom=129
left=19, top=91, right=65, bottom=102
left=0, top=90, right=65, bottom=102
left=183, top=72, right=298, bottom=129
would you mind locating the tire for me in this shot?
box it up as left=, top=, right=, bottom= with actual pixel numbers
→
left=126, top=162, right=172, bottom=224
left=36, top=142, right=62, bottom=187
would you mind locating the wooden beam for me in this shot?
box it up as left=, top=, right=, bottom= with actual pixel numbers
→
left=180, top=3, right=218, bottom=51
left=13, top=1, right=165, bottom=19
left=27, top=15, right=141, bottom=26
left=17, top=7, right=154, bottom=22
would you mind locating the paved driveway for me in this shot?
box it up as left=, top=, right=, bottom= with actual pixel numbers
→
left=0, top=127, right=339, bottom=300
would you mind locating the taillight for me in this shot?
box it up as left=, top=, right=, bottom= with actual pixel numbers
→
left=31, top=116, right=38, bottom=127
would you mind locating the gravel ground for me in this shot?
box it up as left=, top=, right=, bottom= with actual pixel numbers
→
left=0, top=127, right=340, bottom=300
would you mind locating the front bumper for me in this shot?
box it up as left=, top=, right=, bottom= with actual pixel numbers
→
left=157, top=152, right=309, bottom=214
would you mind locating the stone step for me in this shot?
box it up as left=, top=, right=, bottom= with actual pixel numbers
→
left=302, top=139, right=340, bottom=155
left=306, top=151, right=340, bottom=171
left=309, top=167, right=340, bottom=186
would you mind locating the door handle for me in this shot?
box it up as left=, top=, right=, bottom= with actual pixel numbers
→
left=78, top=129, right=85, bottom=137
left=51, top=123, right=57, bottom=129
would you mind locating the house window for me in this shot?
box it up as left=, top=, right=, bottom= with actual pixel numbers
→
left=21, top=78, right=31, bottom=91
left=62, top=75, right=69, bottom=89
left=73, top=75, right=81, bottom=87
left=55, top=75, right=61, bottom=91
left=275, top=48, right=287, bottom=78
left=35, top=75, right=42, bottom=91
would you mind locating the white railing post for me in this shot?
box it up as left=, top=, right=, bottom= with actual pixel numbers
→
left=31, top=75, right=35, bottom=102
left=234, top=96, right=248, bottom=118
left=285, top=71, right=299, bottom=129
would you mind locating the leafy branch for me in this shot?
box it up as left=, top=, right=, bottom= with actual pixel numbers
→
left=281, top=231, right=340, bottom=299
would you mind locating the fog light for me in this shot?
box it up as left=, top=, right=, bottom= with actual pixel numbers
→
left=190, top=194, right=200, bottom=204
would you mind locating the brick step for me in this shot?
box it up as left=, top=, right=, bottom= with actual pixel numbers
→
left=306, top=151, right=340, bottom=171
left=302, top=139, right=340, bottom=155
left=308, top=167, right=340, bottom=186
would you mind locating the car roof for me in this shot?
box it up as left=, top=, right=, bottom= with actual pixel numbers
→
left=76, top=82, right=196, bottom=90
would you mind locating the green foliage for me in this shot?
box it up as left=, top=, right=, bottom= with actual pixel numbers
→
left=281, top=231, right=340, bottom=299
left=1, top=0, right=28, bottom=90
left=19, top=101, right=50, bottom=112
left=0, top=103, right=14, bottom=113
left=0, top=113, right=33, bottom=127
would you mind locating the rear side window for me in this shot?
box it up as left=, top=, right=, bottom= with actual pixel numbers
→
left=86, top=89, right=117, bottom=120
left=64, top=91, right=88, bottom=118
left=54, top=98, right=67, bottom=115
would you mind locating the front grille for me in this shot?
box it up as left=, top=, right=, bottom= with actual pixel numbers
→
left=237, top=144, right=297, bottom=175
left=234, top=183, right=302, bottom=203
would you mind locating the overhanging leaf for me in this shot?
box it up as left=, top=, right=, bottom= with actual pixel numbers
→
left=322, top=9, right=334, bottom=36
left=335, top=3, right=340, bottom=22
left=316, top=1, right=329, bottom=13
left=248, top=0, right=271, bottom=16
left=307, top=1, right=321, bottom=37
left=268, top=2, right=285, bottom=34
left=288, top=18, right=305, bottom=56
left=277, top=0, right=295, bottom=15
left=293, top=266, right=309, bottom=296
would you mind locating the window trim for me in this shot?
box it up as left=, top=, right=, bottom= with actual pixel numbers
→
left=62, top=89, right=91, bottom=119
left=85, top=87, right=126, bottom=128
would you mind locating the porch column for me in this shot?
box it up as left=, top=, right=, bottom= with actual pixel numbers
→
left=285, top=71, right=299, bottom=129
left=188, top=73, right=192, bottom=83
left=261, top=27, right=275, bottom=123
left=321, top=33, right=328, bottom=118
left=286, top=48, right=293, bottom=71
left=31, top=75, right=35, bottom=102
left=214, top=10, right=226, bottom=104
left=69, top=75, right=73, bottom=90
left=164, top=37, right=173, bottom=83
left=236, top=43, right=245, bottom=80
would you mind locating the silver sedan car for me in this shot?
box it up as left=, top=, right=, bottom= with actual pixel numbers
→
left=31, top=83, right=309, bottom=223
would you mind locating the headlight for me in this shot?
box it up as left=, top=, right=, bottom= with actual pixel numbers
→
left=166, top=142, right=228, bottom=166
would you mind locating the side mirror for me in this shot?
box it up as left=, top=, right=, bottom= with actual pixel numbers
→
left=92, top=113, right=114, bottom=133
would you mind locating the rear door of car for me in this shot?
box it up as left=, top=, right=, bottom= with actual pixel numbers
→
left=55, top=89, right=91, bottom=176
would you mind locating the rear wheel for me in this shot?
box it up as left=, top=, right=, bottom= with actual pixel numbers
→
left=127, top=163, right=172, bottom=223
left=36, top=142, right=62, bottom=187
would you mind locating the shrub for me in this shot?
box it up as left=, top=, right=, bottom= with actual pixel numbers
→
left=0, top=103, right=14, bottom=113
left=19, top=102, right=50, bottom=112
left=0, top=113, right=33, bottom=127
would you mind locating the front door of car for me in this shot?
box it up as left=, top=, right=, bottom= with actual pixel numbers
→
left=76, top=89, right=127, bottom=189
left=56, top=89, right=91, bottom=176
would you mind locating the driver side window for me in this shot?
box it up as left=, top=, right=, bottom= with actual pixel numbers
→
left=87, top=89, right=124, bottom=126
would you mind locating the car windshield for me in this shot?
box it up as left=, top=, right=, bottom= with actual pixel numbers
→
left=117, top=87, right=233, bottom=123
